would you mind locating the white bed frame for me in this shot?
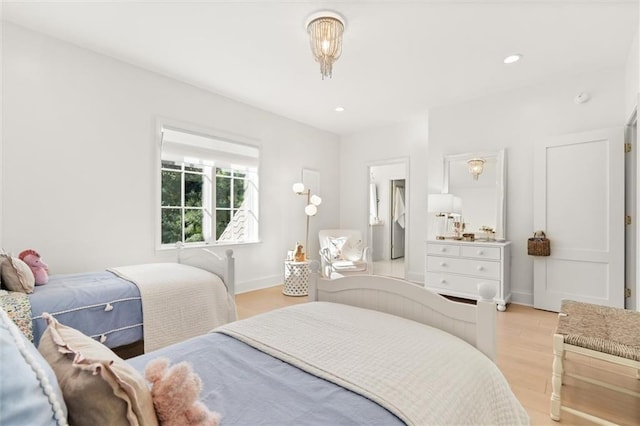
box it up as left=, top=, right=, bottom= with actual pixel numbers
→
left=309, top=271, right=497, bottom=361
left=176, top=245, right=235, bottom=296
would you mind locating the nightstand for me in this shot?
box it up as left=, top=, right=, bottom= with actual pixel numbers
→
left=283, top=260, right=310, bottom=296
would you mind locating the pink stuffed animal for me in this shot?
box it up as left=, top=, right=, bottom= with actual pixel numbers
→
left=18, top=249, right=49, bottom=285
left=145, top=357, right=220, bottom=426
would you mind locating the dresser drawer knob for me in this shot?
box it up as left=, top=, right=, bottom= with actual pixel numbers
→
left=477, top=265, right=484, bottom=271
left=440, top=262, right=447, bottom=267
left=477, top=250, right=484, bottom=255
left=440, top=279, right=447, bottom=284
left=440, top=247, right=446, bottom=252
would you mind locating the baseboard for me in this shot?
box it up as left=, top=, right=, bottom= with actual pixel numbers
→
left=235, top=274, right=281, bottom=294
left=510, top=290, right=533, bottom=307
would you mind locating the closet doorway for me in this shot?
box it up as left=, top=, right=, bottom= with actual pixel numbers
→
left=368, top=160, right=408, bottom=279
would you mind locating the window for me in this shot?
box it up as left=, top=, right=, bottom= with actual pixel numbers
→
left=159, top=125, right=259, bottom=247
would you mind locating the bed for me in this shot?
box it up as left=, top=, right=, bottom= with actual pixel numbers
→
left=0, top=247, right=236, bottom=353
left=0, top=271, right=529, bottom=426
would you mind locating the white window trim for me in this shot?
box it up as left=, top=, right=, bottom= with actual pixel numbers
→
left=154, top=117, right=262, bottom=251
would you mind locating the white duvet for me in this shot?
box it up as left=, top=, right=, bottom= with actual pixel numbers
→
left=109, top=263, right=236, bottom=352
left=216, top=302, right=529, bottom=426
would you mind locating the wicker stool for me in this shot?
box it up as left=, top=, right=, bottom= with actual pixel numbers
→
left=551, top=300, right=640, bottom=424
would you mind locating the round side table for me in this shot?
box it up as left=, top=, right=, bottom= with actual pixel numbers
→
left=283, top=260, right=310, bottom=296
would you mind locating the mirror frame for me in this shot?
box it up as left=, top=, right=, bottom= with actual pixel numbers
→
left=442, top=149, right=507, bottom=240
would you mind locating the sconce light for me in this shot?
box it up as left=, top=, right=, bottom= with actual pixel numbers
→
left=293, top=182, right=322, bottom=260
left=467, top=158, right=485, bottom=180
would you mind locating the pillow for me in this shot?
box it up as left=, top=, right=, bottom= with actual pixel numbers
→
left=0, top=254, right=35, bottom=293
left=342, top=239, right=364, bottom=261
left=38, top=314, right=158, bottom=426
left=327, top=236, right=348, bottom=260
left=0, top=307, right=68, bottom=426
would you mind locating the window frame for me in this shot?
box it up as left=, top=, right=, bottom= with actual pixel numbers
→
left=155, top=118, right=261, bottom=251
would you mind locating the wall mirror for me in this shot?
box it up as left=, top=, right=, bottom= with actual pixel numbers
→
left=443, top=149, right=506, bottom=240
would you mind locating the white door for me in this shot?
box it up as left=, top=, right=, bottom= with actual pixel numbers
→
left=533, top=127, right=625, bottom=312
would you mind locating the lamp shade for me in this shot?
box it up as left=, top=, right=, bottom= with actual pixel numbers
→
left=452, top=196, right=463, bottom=214
left=292, top=182, right=305, bottom=194
left=310, top=194, right=322, bottom=206
left=305, top=204, right=318, bottom=216
left=428, top=193, right=454, bottom=213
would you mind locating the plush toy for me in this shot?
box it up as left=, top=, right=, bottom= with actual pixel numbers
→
left=145, top=357, right=220, bottom=426
left=293, top=243, right=305, bottom=262
left=18, top=249, right=49, bottom=285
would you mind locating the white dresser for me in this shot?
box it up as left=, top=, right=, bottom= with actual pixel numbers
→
left=424, top=240, right=511, bottom=311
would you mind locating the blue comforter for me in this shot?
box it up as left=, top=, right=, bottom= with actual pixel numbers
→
left=29, top=271, right=142, bottom=348
left=128, top=333, right=403, bottom=426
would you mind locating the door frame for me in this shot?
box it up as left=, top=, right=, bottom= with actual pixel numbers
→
left=627, top=106, right=639, bottom=311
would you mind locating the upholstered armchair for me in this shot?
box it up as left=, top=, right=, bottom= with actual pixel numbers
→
left=318, top=229, right=372, bottom=278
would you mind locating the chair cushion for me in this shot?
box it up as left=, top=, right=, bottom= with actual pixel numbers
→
left=327, top=237, right=348, bottom=260
left=342, top=239, right=364, bottom=261
left=332, top=260, right=368, bottom=272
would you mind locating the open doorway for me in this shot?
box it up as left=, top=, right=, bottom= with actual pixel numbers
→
left=368, top=161, right=407, bottom=279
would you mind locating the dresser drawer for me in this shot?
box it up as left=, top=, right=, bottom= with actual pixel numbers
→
left=460, top=245, right=501, bottom=260
left=426, top=243, right=460, bottom=257
left=426, top=272, right=500, bottom=297
left=426, top=256, right=501, bottom=280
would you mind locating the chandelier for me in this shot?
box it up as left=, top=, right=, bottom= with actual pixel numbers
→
left=467, top=158, right=485, bottom=180
left=305, top=11, right=345, bottom=79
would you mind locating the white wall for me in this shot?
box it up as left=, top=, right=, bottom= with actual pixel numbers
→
left=340, top=117, right=428, bottom=282
left=427, top=67, right=626, bottom=305
left=2, top=23, right=341, bottom=293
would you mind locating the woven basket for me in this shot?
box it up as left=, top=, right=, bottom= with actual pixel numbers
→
left=528, top=232, right=550, bottom=256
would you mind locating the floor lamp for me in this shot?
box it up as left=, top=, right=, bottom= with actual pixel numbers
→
left=292, top=182, right=322, bottom=260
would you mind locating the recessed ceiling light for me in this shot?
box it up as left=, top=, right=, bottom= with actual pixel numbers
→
left=335, top=106, right=345, bottom=112
left=503, top=54, right=522, bottom=64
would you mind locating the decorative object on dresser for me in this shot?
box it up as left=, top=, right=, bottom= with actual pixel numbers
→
left=427, top=193, right=463, bottom=240
left=428, top=193, right=453, bottom=240
left=425, top=240, right=512, bottom=311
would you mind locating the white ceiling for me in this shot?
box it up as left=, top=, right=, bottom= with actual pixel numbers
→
left=2, top=0, right=638, bottom=136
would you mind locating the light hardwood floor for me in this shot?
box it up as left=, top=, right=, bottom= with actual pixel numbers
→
left=236, top=286, right=640, bottom=426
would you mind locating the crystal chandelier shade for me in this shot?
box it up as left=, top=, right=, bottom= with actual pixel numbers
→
left=467, top=158, right=485, bottom=180
left=306, top=13, right=345, bottom=79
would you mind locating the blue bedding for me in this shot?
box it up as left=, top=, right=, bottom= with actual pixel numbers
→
left=29, top=271, right=142, bottom=348
left=128, top=332, right=403, bottom=426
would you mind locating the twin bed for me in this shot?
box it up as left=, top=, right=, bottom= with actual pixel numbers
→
left=0, top=247, right=236, bottom=352
left=1, top=257, right=529, bottom=425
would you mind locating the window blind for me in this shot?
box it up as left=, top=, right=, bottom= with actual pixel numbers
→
left=161, top=126, right=259, bottom=169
